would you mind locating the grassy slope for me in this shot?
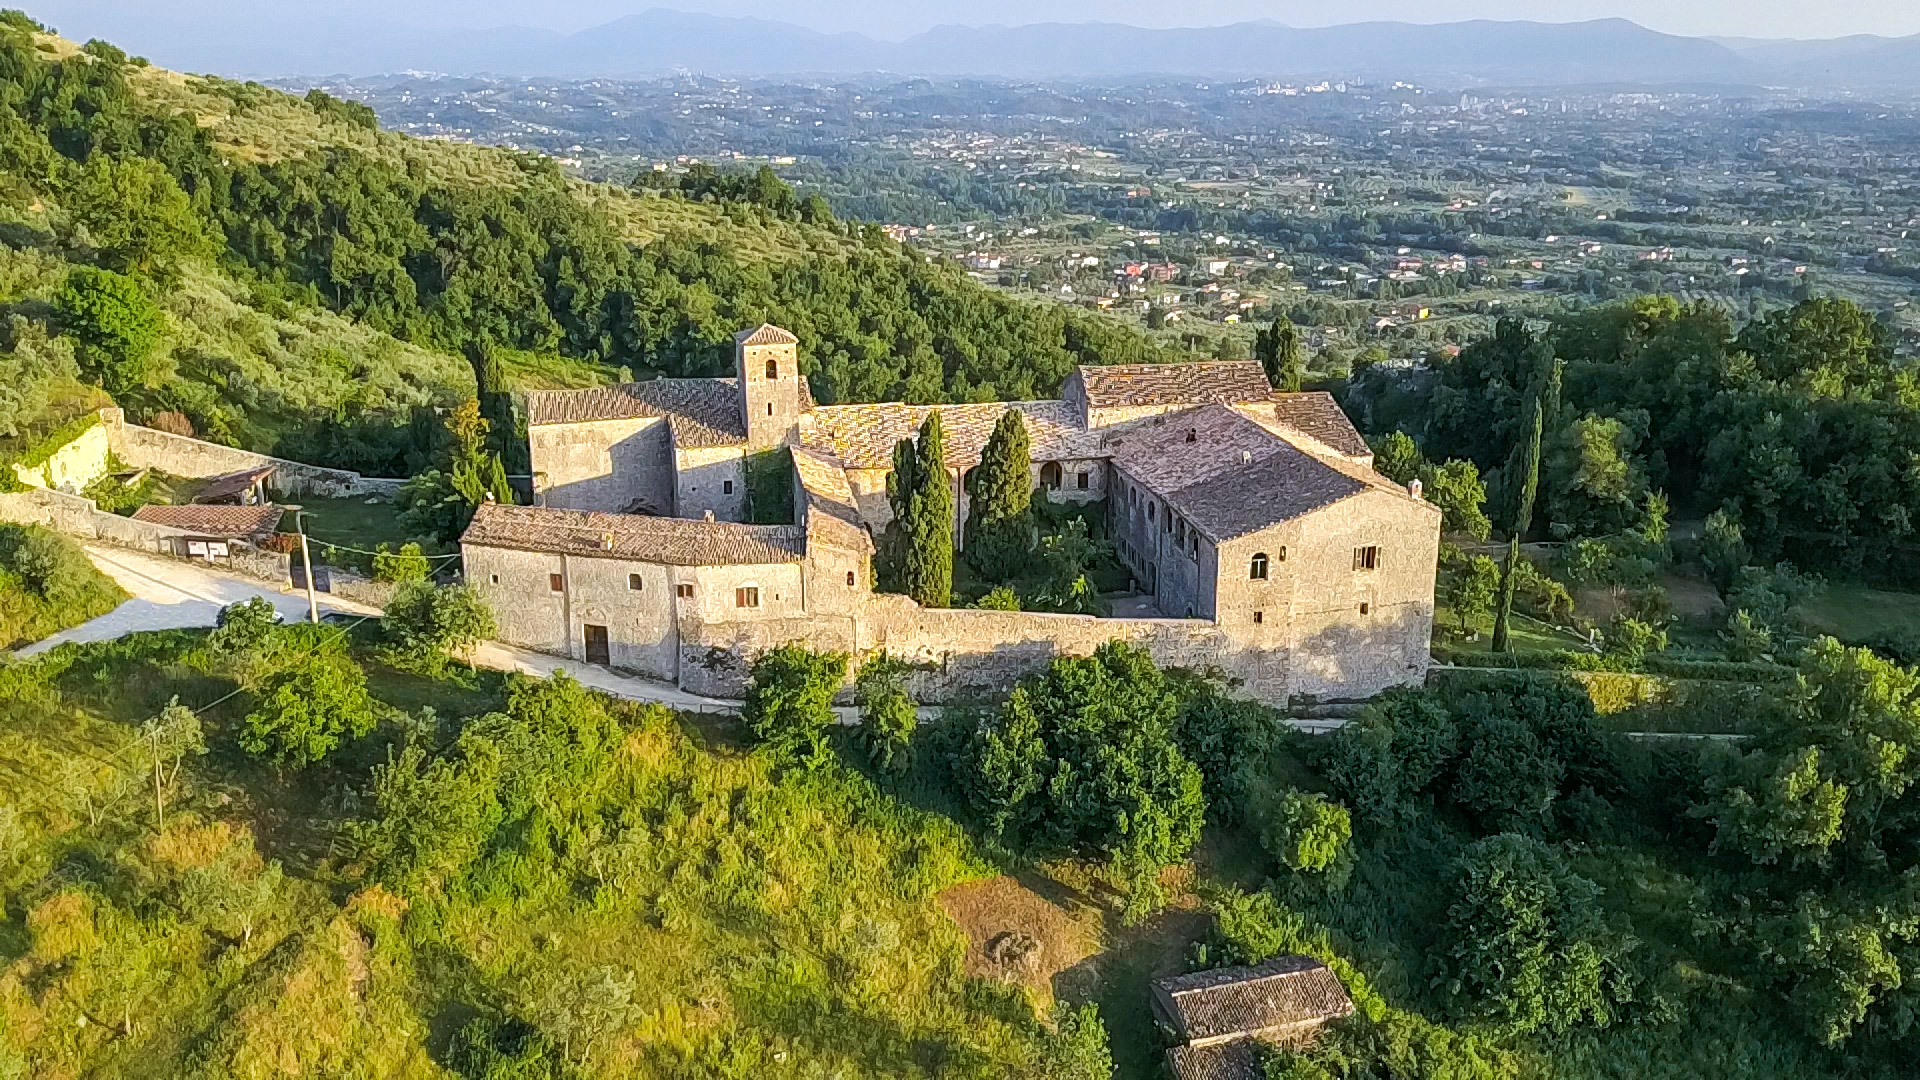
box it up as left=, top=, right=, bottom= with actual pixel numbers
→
left=0, top=525, right=125, bottom=649
left=0, top=633, right=1067, bottom=1079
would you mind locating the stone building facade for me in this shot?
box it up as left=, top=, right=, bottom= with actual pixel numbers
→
left=470, top=325, right=1440, bottom=703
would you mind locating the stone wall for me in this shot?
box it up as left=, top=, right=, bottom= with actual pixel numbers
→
left=531, top=416, right=674, bottom=514
left=14, top=420, right=110, bottom=492
left=102, top=411, right=398, bottom=498
left=674, top=444, right=749, bottom=522
left=0, top=486, right=291, bottom=585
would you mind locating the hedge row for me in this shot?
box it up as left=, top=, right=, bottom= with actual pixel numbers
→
left=1428, top=665, right=1780, bottom=735
left=1432, top=645, right=1793, bottom=684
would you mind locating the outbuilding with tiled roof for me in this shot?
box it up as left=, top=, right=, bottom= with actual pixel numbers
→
left=1152, top=956, right=1355, bottom=1080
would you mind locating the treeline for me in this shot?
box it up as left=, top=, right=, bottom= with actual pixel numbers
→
left=1357, top=294, right=1920, bottom=582
left=0, top=14, right=1180, bottom=466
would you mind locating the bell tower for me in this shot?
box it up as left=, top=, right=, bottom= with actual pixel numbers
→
left=735, top=324, right=802, bottom=450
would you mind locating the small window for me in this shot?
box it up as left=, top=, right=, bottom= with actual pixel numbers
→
left=765, top=358, right=778, bottom=379
left=1175, top=519, right=1185, bottom=543
left=628, top=573, right=644, bottom=591
left=676, top=583, right=694, bottom=599
left=1147, top=502, right=1156, bottom=522
left=1360, top=602, right=1371, bottom=616
left=1191, top=535, right=1199, bottom=557
left=736, top=586, right=760, bottom=609
left=1354, top=546, right=1380, bottom=571
left=489, top=573, right=499, bottom=585
left=1076, top=471, right=1089, bottom=490
left=766, top=402, right=774, bottom=416
left=1185, top=428, right=1197, bottom=443
left=1279, top=546, right=1287, bottom=562
left=549, top=573, right=564, bottom=592
left=723, top=480, right=734, bottom=494
left=846, top=571, right=857, bottom=587
left=1253, top=611, right=1264, bottom=625
left=1250, top=553, right=1269, bottom=580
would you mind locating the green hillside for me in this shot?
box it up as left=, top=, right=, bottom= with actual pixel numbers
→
left=0, top=15, right=1180, bottom=475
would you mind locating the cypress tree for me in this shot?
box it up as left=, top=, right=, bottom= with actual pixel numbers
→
left=1492, top=359, right=1559, bottom=653
left=965, top=409, right=1034, bottom=581
left=888, top=413, right=953, bottom=607
left=1255, top=315, right=1305, bottom=392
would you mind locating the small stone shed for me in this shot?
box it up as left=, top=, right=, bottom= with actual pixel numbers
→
left=1152, top=955, right=1356, bottom=1080
left=130, top=503, right=285, bottom=557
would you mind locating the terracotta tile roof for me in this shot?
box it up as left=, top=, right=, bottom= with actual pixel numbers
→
left=190, top=466, right=276, bottom=503
left=1110, top=406, right=1380, bottom=541
left=735, top=324, right=799, bottom=346
left=1262, top=392, right=1372, bottom=458
left=524, top=378, right=749, bottom=445
left=791, top=446, right=873, bottom=551
left=131, top=503, right=284, bottom=537
left=1075, top=361, right=1275, bottom=410
left=524, top=376, right=815, bottom=448
left=801, top=400, right=1094, bottom=471
left=461, top=503, right=804, bottom=566
left=1154, top=956, right=1354, bottom=1045
left=1165, top=1040, right=1264, bottom=1080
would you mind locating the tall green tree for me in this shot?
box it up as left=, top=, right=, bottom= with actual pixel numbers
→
left=63, top=155, right=209, bottom=278
left=397, top=399, right=515, bottom=545
left=887, top=412, right=953, bottom=607
left=964, top=409, right=1034, bottom=581
left=54, top=266, right=166, bottom=396
left=1492, top=359, right=1559, bottom=653
left=1256, top=315, right=1305, bottom=391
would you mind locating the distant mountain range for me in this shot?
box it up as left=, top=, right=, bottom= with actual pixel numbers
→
left=46, top=6, right=1920, bottom=88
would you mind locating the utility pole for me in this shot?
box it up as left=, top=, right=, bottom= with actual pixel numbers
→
left=291, top=505, right=318, bottom=624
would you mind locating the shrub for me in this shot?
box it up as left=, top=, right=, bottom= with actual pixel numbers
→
left=741, top=643, right=848, bottom=765
left=1257, top=789, right=1352, bottom=879
left=958, top=642, right=1203, bottom=916
left=239, top=651, right=377, bottom=767
left=1317, top=688, right=1457, bottom=824
left=210, top=596, right=279, bottom=656
left=371, top=541, right=431, bottom=584
left=383, top=581, right=495, bottom=671
left=855, top=652, right=917, bottom=774
left=1601, top=616, right=1667, bottom=668
left=0, top=523, right=125, bottom=646
left=1442, top=833, right=1637, bottom=1033
left=974, top=584, right=1021, bottom=611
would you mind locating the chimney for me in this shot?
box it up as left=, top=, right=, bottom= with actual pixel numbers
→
left=1241, top=450, right=1253, bottom=466
left=601, top=531, right=614, bottom=551
left=702, top=510, right=715, bottom=522
left=1407, top=478, right=1424, bottom=501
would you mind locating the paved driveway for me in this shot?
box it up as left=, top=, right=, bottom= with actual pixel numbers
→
left=18, top=546, right=379, bottom=657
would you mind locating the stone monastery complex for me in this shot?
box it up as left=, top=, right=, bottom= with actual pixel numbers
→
left=461, top=325, right=1441, bottom=701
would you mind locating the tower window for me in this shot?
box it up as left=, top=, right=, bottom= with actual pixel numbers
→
left=723, top=480, right=734, bottom=494
left=628, top=573, right=644, bottom=591
left=766, top=402, right=773, bottom=416
left=765, top=358, right=778, bottom=379
left=549, top=573, right=564, bottom=592
left=1250, top=553, right=1269, bottom=580
left=1185, top=429, right=1197, bottom=443
left=1360, top=602, right=1371, bottom=615
left=1354, top=546, right=1380, bottom=571
left=676, top=583, right=694, bottom=599
left=846, top=571, right=856, bottom=587
left=1253, top=610, right=1264, bottom=624
left=1076, top=471, right=1089, bottom=490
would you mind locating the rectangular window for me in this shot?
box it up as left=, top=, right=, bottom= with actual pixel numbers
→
left=1354, top=546, right=1380, bottom=571
left=1360, top=602, right=1371, bottom=616
left=628, top=573, right=644, bottom=591
left=736, top=586, right=760, bottom=609
left=1076, top=471, right=1089, bottom=490
left=676, top=583, right=694, bottom=599
left=489, top=573, right=499, bottom=585
left=549, top=572, right=564, bottom=592
left=1253, top=611, right=1264, bottom=625
left=723, top=480, right=734, bottom=494
left=846, top=571, right=856, bottom=587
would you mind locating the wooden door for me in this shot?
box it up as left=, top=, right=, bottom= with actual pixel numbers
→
left=583, top=624, right=610, bottom=665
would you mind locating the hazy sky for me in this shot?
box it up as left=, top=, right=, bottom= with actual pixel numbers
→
left=30, top=0, right=1920, bottom=42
